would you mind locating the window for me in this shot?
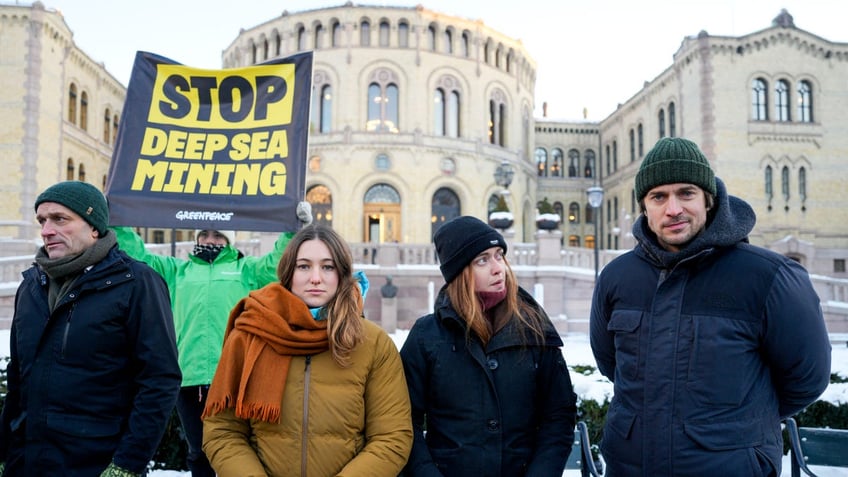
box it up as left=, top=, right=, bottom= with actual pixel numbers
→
left=658, top=108, right=665, bottom=138
left=781, top=166, right=790, bottom=202
left=535, top=148, right=547, bottom=177
left=113, top=115, right=119, bottom=143
left=103, top=108, right=111, bottom=143
left=835, top=259, right=846, bottom=274
left=668, top=102, right=676, bottom=137
left=569, top=235, right=580, bottom=247
left=307, top=184, right=333, bottom=226
left=433, top=76, right=461, bottom=137
left=360, top=20, right=370, bottom=46
left=431, top=188, right=461, bottom=236
left=427, top=24, right=436, bottom=51
left=311, top=81, right=332, bottom=133
left=314, top=23, right=324, bottom=49
left=78, top=164, right=86, bottom=182
left=798, top=80, right=813, bottom=122
left=80, top=92, right=88, bottom=130
left=331, top=21, right=342, bottom=47
left=366, top=69, right=399, bottom=133
left=752, top=78, right=768, bottom=120
left=275, top=32, right=282, bottom=55
left=612, top=140, right=618, bottom=171
left=379, top=20, right=389, bottom=47
left=568, top=202, right=580, bottom=224
left=605, top=145, right=611, bottom=177
left=297, top=25, right=306, bottom=51
left=799, top=167, right=807, bottom=205
left=551, top=148, right=563, bottom=177
left=66, top=158, right=75, bottom=180
left=375, top=153, right=390, bottom=170
left=637, top=124, right=643, bottom=158
left=443, top=29, right=453, bottom=54
left=584, top=150, right=596, bottom=178
left=262, top=38, right=269, bottom=60
left=68, top=84, right=77, bottom=123
left=568, top=149, right=579, bottom=178
left=398, top=21, right=409, bottom=47
left=153, top=231, right=165, bottom=244
left=775, top=79, right=790, bottom=121
left=629, top=129, right=635, bottom=162
left=487, top=89, right=507, bottom=146
left=585, top=203, right=595, bottom=224
left=460, top=31, right=470, bottom=57
left=765, top=165, right=773, bottom=206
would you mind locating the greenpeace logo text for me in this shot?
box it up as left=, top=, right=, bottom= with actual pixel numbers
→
left=175, top=211, right=235, bottom=221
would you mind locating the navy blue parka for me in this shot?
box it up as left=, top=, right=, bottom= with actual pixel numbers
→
left=401, top=286, right=577, bottom=477
left=0, top=243, right=182, bottom=476
left=590, top=178, right=831, bottom=477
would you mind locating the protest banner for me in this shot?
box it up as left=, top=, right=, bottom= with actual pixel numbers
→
left=105, top=50, right=312, bottom=232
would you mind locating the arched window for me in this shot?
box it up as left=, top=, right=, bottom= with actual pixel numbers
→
left=379, top=20, right=390, bottom=47
left=629, top=129, right=635, bottom=162
left=250, top=42, right=257, bottom=64
left=275, top=32, right=282, bottom=55
left=103, top=108, right=111, bottom=143
left=443, top=28, right=453, bottom=54
left=306, top=184, right=333, bottom=226
left=668, top=102, right=676, bottom=137
left=612, top=140, right=618, bottom=171
left=80, top=92, right=88, bottom=130
left=775, top=79, right=791, bottom=121
left=398, top=21, right=409, bottom=48
left=113, top=115, right=119, bottom=143
left=433, top=76, right=461, bottom=137
left=431, top=187, right=461, bottom=236
left=311, top=80, right=332, bottom=134
left=427, top=24, right=436, bottom=51
left=658, top=108, right=665, bottom=138
left=360, top=20, right=370, bottom=46
left=314, top=23, right=324, bottom=49
left=296, top=25, right=306, bottom=51
left=78, top=164, right=86, bottom=182
left=584, top=150, right=596, bottom=178
left=366, top=70, right=399, bottom=132
left=781, top=166, right=790, bottom=202
left=460, top=31, right=470, bottom=57
left=765, top=165, right=773, bottom=204
left=568, top=149, right=579, bottom=178
left=535, top=147, right=547, bottom=177
left=568, top=202, right=580, bottom=224
left=605, top=145, right=611, bottom=177
left=585, top=203, right=595, bottom=224
left=637, top=124, right=643, bottom=158
left=331, top=21, right=342, bottom=47
left=798, top=80, right=813, bottom=123
left=364, top=183, right=401, bottom=243
left=798, top=167, right=807, bottom=204
left=262, top=37, right=269, bottom=60
left=487, top=89, right=507, bottom=146
left=551, top=148, right=563, bottom=177
left=66, top=83, right=77, bottom=122
left=752, top=78, right=768, bottom=120
left=66, top=158, right=75, bottom=180
left=569, top=235, right=580, bottom=247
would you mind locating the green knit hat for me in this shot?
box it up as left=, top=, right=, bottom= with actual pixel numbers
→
left=35, top=181, right=109, bottom=235
left=635, top=137, right=716, bottom=201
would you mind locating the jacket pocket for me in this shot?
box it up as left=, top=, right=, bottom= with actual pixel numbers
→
left=45, top=413, right=123, bottom=439
left=607, top=309, right=642, bottom=380
left=683, top=417, right=763, bottom=450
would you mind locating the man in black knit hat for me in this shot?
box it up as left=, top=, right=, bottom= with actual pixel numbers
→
left=589, top=137, right=831, bottom=476
left=0, top=181, right=181, bottom=477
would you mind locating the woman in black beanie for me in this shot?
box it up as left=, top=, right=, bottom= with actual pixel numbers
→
left=400, top=215, right=578, bottom=477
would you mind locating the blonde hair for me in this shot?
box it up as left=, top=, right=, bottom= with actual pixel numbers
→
left=445, top=254, right=546, bottom=346
left=277, top=224, right=363, bottom=366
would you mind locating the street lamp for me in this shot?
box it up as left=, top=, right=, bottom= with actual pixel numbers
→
left=586, top=186, right=604, bottom=282
left=493, top=160, right=515, bottom=193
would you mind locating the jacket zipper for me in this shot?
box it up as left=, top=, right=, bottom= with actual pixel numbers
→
left=301, top=355, right=312, bottom=477
left=61, top=302, right=77, bottom=358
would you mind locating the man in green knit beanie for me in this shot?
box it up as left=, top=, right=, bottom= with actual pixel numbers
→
left=590, top=137, right=830, bottom=476
left=0, top=181, right=181, bottom=477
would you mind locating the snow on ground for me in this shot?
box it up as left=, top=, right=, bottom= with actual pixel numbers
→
left=1, top=330, right=846, bottom=476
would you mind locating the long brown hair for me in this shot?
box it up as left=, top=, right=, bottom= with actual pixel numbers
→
left=445, top=253, right=546, bottom=346
left=277, top=224, right=363, bottom=366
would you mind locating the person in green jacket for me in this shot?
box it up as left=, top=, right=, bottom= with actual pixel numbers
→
left=111, top=202, right=312, bottom=477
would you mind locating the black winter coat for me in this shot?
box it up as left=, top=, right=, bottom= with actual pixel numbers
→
left=0, top=245, right=181, bottom=476
left=400, top=287, right=577, bottom=477
left=590, top=179, right=831, bottom=477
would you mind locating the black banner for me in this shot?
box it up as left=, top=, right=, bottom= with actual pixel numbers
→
left=105, top=51, right=312, bottom=232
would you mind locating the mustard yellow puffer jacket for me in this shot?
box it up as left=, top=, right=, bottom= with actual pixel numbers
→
left=202, top=319, right=412, bottom=477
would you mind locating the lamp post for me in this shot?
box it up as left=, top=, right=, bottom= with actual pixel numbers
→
left=586, top=186, right=604, bottom=282
left=493, top=160, right=515, bottom=193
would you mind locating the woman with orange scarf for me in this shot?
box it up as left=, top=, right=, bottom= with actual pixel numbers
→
left=202, top=224, right=412, bottom=476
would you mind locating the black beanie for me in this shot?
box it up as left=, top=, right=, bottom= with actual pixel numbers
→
left=434, top=216, right=507, bottom=284
left=635, top=137, right=716, bottom=201
left=35, top=181, right=109, bottom=235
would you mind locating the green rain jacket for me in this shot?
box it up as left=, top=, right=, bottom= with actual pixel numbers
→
left=112, top=227, right=292, bottom=387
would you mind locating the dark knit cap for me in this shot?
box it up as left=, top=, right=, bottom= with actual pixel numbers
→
left=35, top=181, right=109, bottom=235
left=434, top=216, right=507, bottom=284
left=635, top=137, right=716, bottom=201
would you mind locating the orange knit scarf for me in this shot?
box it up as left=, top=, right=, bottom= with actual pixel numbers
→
left=202, top=283, right=329, bottom=423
